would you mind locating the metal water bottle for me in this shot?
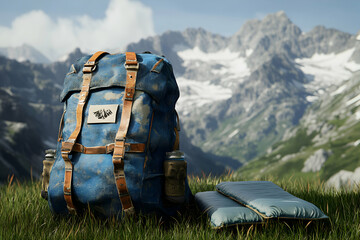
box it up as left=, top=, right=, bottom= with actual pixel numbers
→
left=41, top=149, right=56, bottom=200
left=164, top=150, right=187, bottom=204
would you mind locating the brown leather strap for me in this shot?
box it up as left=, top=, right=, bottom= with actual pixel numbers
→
left=72, top=143, right=145, bottom=154
left=61, top=51, right=108, bottom=214
left=61, top=142, right=77, bottom=214
left=173, top=110, right=180, bottom=150
left=150, top=58, right=164, bottom=73
left=173, top=128, right=180, bottom=151
left=57, top=109, right=66, bottom=142
left=112, top=52, right=139, bottom=215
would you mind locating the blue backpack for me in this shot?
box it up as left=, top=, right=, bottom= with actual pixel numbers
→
left=48, top=51, right=192, bottom=218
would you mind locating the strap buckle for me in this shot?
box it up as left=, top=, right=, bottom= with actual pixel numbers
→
left=114, top=138, right=131, bottom=152
left=83, top=65, right=96, bottom=73
left=115, top=137, right=126, bottom=142
left=83, top=60, right=97, bottom=73
left=124, top=62, right=139, bottom=71
left=105, top=143, right=114, bottom=154
left=61, top=140, right=75, bottom=154
left=84, top=60, right=95, bottom=66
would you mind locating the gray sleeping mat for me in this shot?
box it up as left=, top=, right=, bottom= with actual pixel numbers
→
left=195, top=191, right=263, bottom=228
left=216, top=181, right=328, bottom=220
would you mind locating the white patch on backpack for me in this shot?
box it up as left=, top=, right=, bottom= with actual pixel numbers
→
left=87, top=104, right=118, bottom=124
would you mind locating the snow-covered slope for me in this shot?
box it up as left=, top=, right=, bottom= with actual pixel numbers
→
left=176, top=47, right=250, bottom=114
left=295, top=48, right=360, bottom=102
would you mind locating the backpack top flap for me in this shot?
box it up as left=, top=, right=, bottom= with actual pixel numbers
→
left=60, top=53, right=179, bottom=106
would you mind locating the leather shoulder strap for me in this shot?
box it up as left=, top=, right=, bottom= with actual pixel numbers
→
left=112, top=52, right=139, bottom=215
left=61, top=51, right=108, bottom=214
left=173, top=110, right=180, bottom=150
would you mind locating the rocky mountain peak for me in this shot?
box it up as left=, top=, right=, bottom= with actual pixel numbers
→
left=251, top=54, right=306, bottom=86
left=230, top=11, right=302, bottom=52
left=263, top=10, right=290, bottom=23
left=299, top=25, right=355, bottom=57
left=182, top=28, right=228, bottom=52
left=63, top=47, right=85, bottom=63
left=0, top=44, right=51, bottom=64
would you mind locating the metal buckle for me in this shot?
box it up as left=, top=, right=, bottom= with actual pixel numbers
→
left=115, top=137, right=125, bottom=142
left=84, top=61, right=95, bottom=66
left=114, top=138, right=131, bottom=152
left=124, top=143, right=131, bottom=152
left=61, top=150, right=70, bottom=155
left=124, top=62, right=139, bottom=71
left=125, top=91, right=134, bottom=101
left=80, top=145, right=85, bottom=153
left=83, top=65, right=96, bottom=73
left=83, top=60, right=97, bottom=73
left=105, top=143, right=113, bottom=154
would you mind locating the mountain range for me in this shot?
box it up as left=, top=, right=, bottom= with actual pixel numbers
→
left=1, top=11, right=359, bottom=188
left=237, top=71, right=360, bottom=189
left=127, top=11, right=360, bottom=165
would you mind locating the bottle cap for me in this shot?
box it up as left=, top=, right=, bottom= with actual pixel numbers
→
left=166, top=150, right=184, bottom=159
left=45, top=149, right=56, bottom=159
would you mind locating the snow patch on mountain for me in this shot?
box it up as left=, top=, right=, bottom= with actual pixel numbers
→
left=331, top=84, right=347, bottom=96
left=246, top=49, right=253, bottom=57
left=175, top=46, right=252, bottom=115
left=346, top=61, right=360, bottom=72
left=295, top=48, right=360, bottom=102
left=346, top=93, right=360, bottom=106
left=178, top=47, right=237, bottom=62
left=176, top=77, right=232, bottom=115
left=177, top=47, right=250, bottom=86
left=228, top=129, right=240, bottom=139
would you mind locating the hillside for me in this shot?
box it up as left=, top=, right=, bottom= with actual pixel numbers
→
left=0, top=56, right=63, bottom=181
left=236, top=72, right=360, bottom=188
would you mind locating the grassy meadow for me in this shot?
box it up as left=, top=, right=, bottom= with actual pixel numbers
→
left=0, top=174, right=359, bottom=239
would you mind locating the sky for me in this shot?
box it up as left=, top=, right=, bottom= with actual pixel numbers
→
left=0, top=0, right=359, bottom=61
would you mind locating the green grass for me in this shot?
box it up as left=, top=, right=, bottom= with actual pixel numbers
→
left=328, top=116, right=348, bottom=129
left=1, top=175, right=359, bottom=239
left=274, top=128, right=317, bottom=157
left=236, top=127, right=319, bottom=180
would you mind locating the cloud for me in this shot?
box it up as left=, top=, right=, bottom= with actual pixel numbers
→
left=0, top=0, right=155, bottom=60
